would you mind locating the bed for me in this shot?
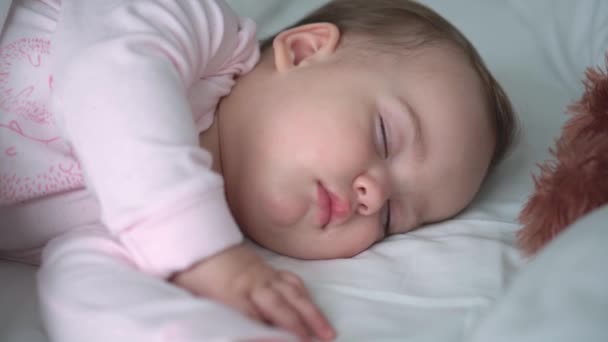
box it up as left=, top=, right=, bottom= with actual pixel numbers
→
left=1, top=0, right=607, bottom=341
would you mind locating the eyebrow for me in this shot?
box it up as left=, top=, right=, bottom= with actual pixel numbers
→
left=399, top=97, right=425, bottom=160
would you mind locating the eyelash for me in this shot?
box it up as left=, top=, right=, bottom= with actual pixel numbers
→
left=378, top=116, right=391, bottom=234
left=379, top=116, right=389, bottom=158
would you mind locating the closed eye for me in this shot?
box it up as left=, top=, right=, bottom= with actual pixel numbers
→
left=379, top=115, right=389, bottom=158
left=378, top=115, right=391, bottom=234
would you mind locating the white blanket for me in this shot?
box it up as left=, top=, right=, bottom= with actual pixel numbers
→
left=2, top=0, right=607, bottom=341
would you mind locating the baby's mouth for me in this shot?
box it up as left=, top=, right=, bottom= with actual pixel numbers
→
left=316, top=182, right=332, bottom=228
left=316, top=182, right=351, bottom=228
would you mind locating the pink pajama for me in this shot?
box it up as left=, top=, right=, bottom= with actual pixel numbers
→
left=0, top=0, right=293, bottom=340
left=1, top=190, right=293, bottom=341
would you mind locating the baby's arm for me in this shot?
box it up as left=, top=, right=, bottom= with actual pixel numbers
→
left=49, top=0, right=333, bottom=340
left=39, top=227, right=298, bottom=342
left=50, top=0, right=254, bottom=277
left=173, top=243, right=336, bottom=341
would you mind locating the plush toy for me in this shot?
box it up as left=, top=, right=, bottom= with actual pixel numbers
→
left=517, top=55, right=608, bottom=256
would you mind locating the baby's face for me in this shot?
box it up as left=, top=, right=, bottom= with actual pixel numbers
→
left=217, top=44, right=494, bottom=259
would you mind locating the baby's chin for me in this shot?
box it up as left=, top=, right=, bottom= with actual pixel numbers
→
left=251, top=234, right=369, bottom=261
left=241, top=212, right=375, bottom=260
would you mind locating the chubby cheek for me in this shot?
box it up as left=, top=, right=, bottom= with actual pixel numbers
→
left=258, top=186, right=308, bottom=227
left=233, top=153, right=304, bottom=226
left=279, top=114, right=370, bottom=167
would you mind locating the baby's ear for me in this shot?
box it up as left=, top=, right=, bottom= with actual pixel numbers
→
left=272, top=23, right=340, bottom=72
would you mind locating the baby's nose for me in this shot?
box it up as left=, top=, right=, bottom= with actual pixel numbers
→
left=353, top=173, right=389, bottom=216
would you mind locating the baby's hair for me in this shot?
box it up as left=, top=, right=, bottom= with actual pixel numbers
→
left=261, top=0, right=518, bottom=169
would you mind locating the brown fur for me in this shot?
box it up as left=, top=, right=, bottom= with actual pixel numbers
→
left=517, top=56, right=608, bottom=256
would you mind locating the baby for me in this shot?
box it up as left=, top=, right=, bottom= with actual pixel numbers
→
left=0, top=0, right=516, bottom=341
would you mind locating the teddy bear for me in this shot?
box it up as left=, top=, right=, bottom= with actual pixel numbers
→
left=517, top=55, right=608, bottom=256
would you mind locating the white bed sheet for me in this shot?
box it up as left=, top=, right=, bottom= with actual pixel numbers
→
left=1, top=0, right=606, bottom=341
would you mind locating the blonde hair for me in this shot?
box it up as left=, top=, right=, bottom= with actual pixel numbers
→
left=261, top=0, right=518, bottom=169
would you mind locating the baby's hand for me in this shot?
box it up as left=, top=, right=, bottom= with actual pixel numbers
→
left=172, top=243, right=335, bottom=342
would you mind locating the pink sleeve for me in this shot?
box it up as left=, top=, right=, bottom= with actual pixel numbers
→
left=38, top=227, right=297, bottom=342
left=50, top=0, right=260, bottom=277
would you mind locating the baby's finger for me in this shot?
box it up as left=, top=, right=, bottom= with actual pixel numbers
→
left=273, top=280, right=335, bottom=342
left=277, top=271, right=306, bottom=289
left=250, top=286, right=310, bottom=340
left=224, top=296, right=264, bottom=323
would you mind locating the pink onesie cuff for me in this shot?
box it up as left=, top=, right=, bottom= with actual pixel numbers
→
left=117, top=187, right=243, bottom=278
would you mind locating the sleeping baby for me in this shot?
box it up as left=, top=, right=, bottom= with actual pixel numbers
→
left=0, top=0, right=516, bottom=341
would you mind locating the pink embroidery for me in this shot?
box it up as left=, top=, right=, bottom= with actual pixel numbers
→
left=0, top=39, right=53, bottom=125
left=20, top=46, right=42, bottom=67
left=0, top=161, right=83, bottom=204
left=0, top=37, right=84, bottom=204
left=0, top=120, right=61, bottom=143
